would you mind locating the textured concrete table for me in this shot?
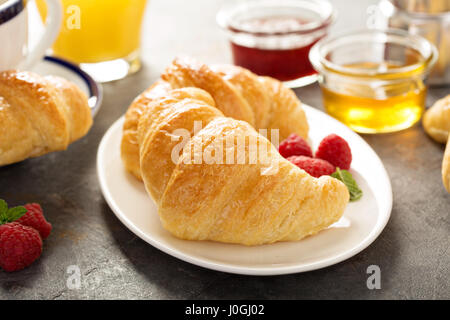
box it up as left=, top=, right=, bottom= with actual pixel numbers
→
left=1, top=0, right=449, bottom=299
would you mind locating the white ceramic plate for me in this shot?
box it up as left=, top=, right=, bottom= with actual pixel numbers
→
left=31, top=56, right=103, bottom=117
left=97, top=105, right=392, bottom=275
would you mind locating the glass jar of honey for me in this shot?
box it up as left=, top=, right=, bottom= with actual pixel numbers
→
left=217, top=0, right=336, bottom=88
left=309, top=29, right=438, bottom=133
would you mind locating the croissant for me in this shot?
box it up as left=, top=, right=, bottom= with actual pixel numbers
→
left=121, top=57, right=309, bottom=180
left=0, top=70, right=93, bottom=166
left=423, top=95, right=450, bottom=144
left=444, top=139, right=450, bottom=193
left=423, top=95, right=450, bottom=192
left=134, top=87, right=349, bottom=245
left=120, top=57, right=348, bottom=245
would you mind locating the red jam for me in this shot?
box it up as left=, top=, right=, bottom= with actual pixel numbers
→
left=231, top=40, right=319, bottom=81
left=229, top=17, right=323, bottom=81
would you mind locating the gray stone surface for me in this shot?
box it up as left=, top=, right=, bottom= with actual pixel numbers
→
left=0, top=0, right=449, bottom=299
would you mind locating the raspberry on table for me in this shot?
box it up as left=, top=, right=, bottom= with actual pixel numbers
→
left=16, top=203, right=52, bottom=240
left=0, top=222, right=43, bottom=272
left=287, top=155, right=336, bottom=178
left=315, top=134, right=352, bottom=170
left=278, top=133, right=313, bottom=159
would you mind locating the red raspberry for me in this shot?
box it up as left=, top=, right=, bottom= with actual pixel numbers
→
left=278, top=134, right=313, bottom=158
left=287, top=155, right=335, bottom=178
left=315, top=134, right=352, bottom=170
left=16, top=203, right=52, bottom=240
left=0, top=222, right=43, bottom=272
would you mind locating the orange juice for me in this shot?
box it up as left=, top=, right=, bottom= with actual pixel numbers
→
left=36, top=0, right=148, bottom=64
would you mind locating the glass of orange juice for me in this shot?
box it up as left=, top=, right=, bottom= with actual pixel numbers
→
left=36, top=0, right=148, bottom=82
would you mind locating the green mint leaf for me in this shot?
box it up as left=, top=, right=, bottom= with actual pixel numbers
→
left=331, top=168, right=363, bottom=201
left=0, top=200, right=27, bottom=225
left=6, top=206, right=27, bottom=222
left=0, top=199, right=9, bottom=224
left=0, top=199, right=7, bottom=216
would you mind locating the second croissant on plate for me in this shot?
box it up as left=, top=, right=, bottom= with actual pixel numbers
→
left=121, top=57, right=309, bottom=180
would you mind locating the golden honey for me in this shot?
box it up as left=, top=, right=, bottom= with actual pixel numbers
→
left=309, top=30, right=438, bottom=134
left=321, top=62, right=427, bottom=133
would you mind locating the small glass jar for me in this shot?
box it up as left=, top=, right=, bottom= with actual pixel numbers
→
left=377, top=0, right=450, bottom=85
left=309, top=29, right=438, bottom=134
left=217, top=0, right=336, bottom=88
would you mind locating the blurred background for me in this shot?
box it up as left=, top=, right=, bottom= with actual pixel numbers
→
left=28, top=0, right=379, bottom=77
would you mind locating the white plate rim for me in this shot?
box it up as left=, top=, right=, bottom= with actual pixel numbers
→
left=97, top=104, right=393, bottom=275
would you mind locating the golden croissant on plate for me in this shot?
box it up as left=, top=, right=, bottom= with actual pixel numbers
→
left=423, top=95, right=450, bottom=192
left=0, top=70, right=93, bottom=166
left=121, top=58, right=349, bottom=245
left=121, top=57, right=309, bottom=180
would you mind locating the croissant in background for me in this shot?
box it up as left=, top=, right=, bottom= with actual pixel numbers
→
left=423, top=95, right=450, bottom=192
left=121, top=57, right=309, bottom=180
left=121, top=58, right=349, bottom=246
left=0, top=71, right=93, bottom=166
left=444, top=139, right=450, bottom=193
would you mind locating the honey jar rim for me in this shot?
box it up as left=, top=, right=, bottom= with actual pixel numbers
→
left=309, top=28, right=438, bottom=80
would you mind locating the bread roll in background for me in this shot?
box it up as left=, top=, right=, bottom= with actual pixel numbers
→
left=423, top=94, right=450, bottom=193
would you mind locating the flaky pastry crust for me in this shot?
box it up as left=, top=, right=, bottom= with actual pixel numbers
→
left=0, top=70, right=92, bottom=166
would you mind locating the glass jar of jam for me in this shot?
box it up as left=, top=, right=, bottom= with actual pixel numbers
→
left=309, top=29, right=438, bottom=133
left=217, top=0, right=336, bottom=88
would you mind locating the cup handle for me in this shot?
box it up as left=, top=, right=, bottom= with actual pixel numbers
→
left=18, top=0, right=63, bottom=70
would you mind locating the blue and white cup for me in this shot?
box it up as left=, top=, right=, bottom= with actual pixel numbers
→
left=0, top=0, right=62, bottom=71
